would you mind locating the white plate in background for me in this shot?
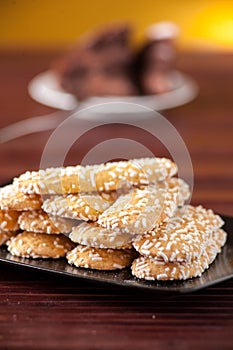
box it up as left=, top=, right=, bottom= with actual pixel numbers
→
left=28, top=70, right=198, bottom=112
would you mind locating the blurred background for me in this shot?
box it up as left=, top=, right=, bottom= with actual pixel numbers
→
left=0, top=0, right=232, bottom=50
left=0, top=0, right=232, bottom=215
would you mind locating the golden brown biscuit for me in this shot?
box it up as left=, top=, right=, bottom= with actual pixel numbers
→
left=67, top=245, right=137, bottom=270
left=205, top=229, right=227, bottom=264
left=98, top=178, right=188, bottom=234
left=0, top=210, right=20, bottom=231
left=131, top=228, right=227, bottom=281
left=7, top=231, right=75, bottom=259
left=168, top=177, right=190, bottom=205
left=95, top=157, right=177, bottom=192
left=0, top=184, right=42, bottom=211
left=132, top=205, right=224, bottom=263
left=0, top=229, right=18, bottom=246
left=42, top=193, right=115, bottom=221
left=181, top=205, right=224, bottom=229
left=132, top=256, right=205, bottom=281
left=13, top=157, right=177, bottom=195
left=18, top=210, right=78, bottom=234
left=70, top=222, right=133, bottom=249
left=98, top=191, right=118, bottom=202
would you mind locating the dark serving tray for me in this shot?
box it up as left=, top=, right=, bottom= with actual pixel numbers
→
left=0, top=215, right=232, bottom=293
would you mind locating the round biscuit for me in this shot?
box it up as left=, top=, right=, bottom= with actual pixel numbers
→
left=18, top=209, right=78, bottom=234
left=0, top=184, right=42, bottom=211
left=67, top=245, right=137, bottom=270
left=0, top=229, right=18, bottom=246
left=0, top=210, right=20, bottom=231
left=7, top=231, right=75, bottom=259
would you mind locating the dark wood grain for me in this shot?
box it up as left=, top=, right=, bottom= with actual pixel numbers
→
left=0, top=50, right=233, bottom=350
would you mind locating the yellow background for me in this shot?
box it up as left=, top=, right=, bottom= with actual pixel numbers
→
left=0, top=0, right=232, bottom=49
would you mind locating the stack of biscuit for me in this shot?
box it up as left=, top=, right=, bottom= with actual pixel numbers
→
left=0, top=185, right=76, bottom=259
left=0, top=157, right=227, bottom=281
left=131, top=205, right=226, bottom=280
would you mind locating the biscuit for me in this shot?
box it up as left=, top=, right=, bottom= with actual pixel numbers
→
left=168, top=177, right=190, bottom=205
left=0, top=229, right=18, bottom=246
left=7, top=231, right=75, bottom=259
left=42, top=192, right=115, bottom=221
left=205, top=228, right=227, bottom=264
left=180, top=205, right=224, bottom=229
left=0, top=184, right=42, bottom=211
left=132, top=205, right=223, bottom=263
left=131, top=228, right=227, bottom=281
left=95, top=157, right=177, bottom=192
left=98, top=178, right=188, bottom=234
left=18, top=210, right=78, bottom=234
left=70, top=222, right=133, bottom=249
left=98, top=191, right=118, bottom=202
left=0, top=210, right=20, bottom=231
left=67, top=244, right=137, bottom=270
left=131, top=256, right=205, bottom=281
left=13, top=157, right=177, bottom=195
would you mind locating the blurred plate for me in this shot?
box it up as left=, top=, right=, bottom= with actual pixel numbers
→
left=28, top=70, right=198, bottom=112
left=0, top=215, right=232, bottom=293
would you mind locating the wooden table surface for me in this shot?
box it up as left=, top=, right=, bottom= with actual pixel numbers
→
left=0, top=50, right=232, bottom=349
